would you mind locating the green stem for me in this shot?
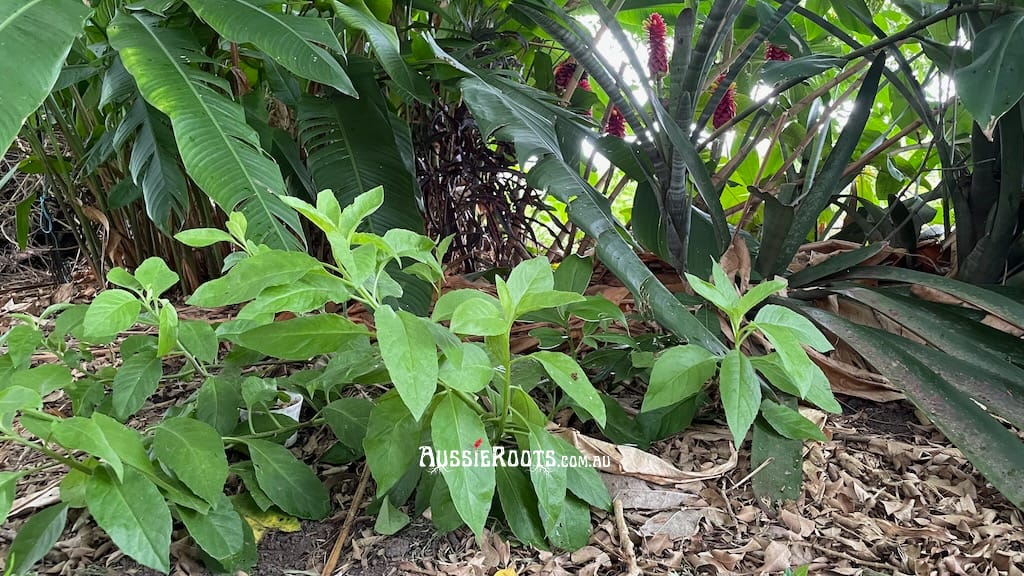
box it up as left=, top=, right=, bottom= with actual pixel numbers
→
left=2, top=435, right=93, bottom=474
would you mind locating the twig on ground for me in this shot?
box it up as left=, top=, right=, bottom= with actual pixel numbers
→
left=321, top=464, right=372, bottom=576
left=614, top=499, right=641, bottom=576
left=809, top=542, right=898, bottom=571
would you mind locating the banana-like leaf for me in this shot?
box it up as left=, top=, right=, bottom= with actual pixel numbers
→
left=297, top=57, right=422, bottom=234
left=113, top=96, right=188, bottom=232
left=798, top=305, right=1024, bottom=511
left=0, top=0, right=91, bottom=154
left=109, top=12, right=302, bottom=249
left=183, top=0, right=355, bottom=96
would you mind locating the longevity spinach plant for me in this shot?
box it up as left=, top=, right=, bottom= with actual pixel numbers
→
left=640, top=261, right=839, bottom=460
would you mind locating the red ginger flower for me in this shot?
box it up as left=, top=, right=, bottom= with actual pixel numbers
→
left=644, top=13, right=668, bottom=77
left=553, top=60, right=591, bottom=94
left=710, top=73, right=736, bottom=129
left=604, top=105, right=626, bottom=138
left=765, top=43, right=792, bottom=61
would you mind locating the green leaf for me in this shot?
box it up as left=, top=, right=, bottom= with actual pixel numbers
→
left=495, top=466, right=547, bottom=549
left=53, top=417, right=124, bottom=481
left=0, top=386, right=41, bottom=430
left=430, top=392, right=494, bottom=537
left=86, top=467, right=171, bottom=573
left=565, top=296, right=628, bottom=326
left=364, top=393, right=421, bottom=496
left=157, top=304, right=178, bottom=357
left=719, top=350, right=761, bottom=448
left=438, top=342, right=494, bottom=394
left=174, top=227, right=235, bottom=247
left=449, top=297, right=507, bottom=336
left=759, top=399, right=826, bottom=441
left=244, top=439, right=330, bottom=519
left=531, top=351, right=606, bottom=427
left=10, top=364, right=72, bottom=396
left=197, top=375, right=243, bottom=435
left=153, top=417, right=229, bottom=505
left=333, top=1, right=431, bottom=103
left=750, top=353, right=840, bottom=413
left=506, top=257, right=555, bottom=309
left=178, top=493, right=247, bottom=565
left=112, top=350, right=163, bottom=420
left=642, top=345, right=718, bottom=412
left=526, top=422, right=568, bottom=525
left=685, top=273, right=736, bottom=312
left=735, top=279, right=788, bottom=318
left=0, top=0, right=91, bottom=154
left=107, top=267, right=143, bottom=292
left=375, top=305, right=438, bottom=420
left=553, top=254, right=593, bottom=294
left=3, top=324, right=41, bottom=368
left=83, top=289, right=140, bottom=342
left=184, top=0, right=354, bottom=95
left=540, top=493, right=591, bottom=551
left=0, top=471, right=23, bottom=526
left=375, top=497, right=411, bottom=535
left=188, top=250, right=323, bottom=307
left=760, top=54, right=846, bottom=85
left=134, top=257, right=179, bottom=297
left=433, top=290, right=500, bottom=322
left=108, top=13, right=302, bottom=249
left=297, top=62, right=423, bottom=235
left=239, top=270, right=350, bottom=320
left=751, top=415, right=802, bottom=503
left=179, top=319, right=219, bottom=364
left=233, top=314, right=369, bottom=360
left=5, top=503, right=69, bottom=575
left=516, top=290, right=586, bottom=317
left=753, top=304, right=833, bottom=352
left=323, top=397, right=373, bottom=452
left=15, top=195, right=33, bottom=250
left=954, top=14, right=1024, bottom=135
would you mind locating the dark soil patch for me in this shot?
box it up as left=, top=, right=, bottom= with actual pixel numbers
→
left=837, top=394, right=920, bottom=436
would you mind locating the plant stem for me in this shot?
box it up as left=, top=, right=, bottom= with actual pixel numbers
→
left=2, top=435, right=93, bottom=474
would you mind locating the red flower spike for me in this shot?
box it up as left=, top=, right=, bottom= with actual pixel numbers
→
left=604, top=105, right=626, bottom=138
left=553, top=60, right=591, bottom=94
left=766, top=43, right=792, bottom=62
left=710, top=73, right=737, bottom=130
left=644, top=13, right=669, bottom=77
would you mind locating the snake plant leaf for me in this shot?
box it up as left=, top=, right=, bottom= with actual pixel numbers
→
left=108, top=12, right=303, bottom=249
left=0, top=0, right=91, bottom=154
left=183, top=0, right=355, bottom=96
left=954, top=13, right=1024, bottom=137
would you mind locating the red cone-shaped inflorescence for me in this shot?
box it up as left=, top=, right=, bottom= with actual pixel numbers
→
left=644, top=13, right=668, bottom=77
left=553, top=60, right=591, bottom=94
left=710, top=73, right=737, bottom=130
left=765, top=43, right=792, bottom=62
left=604, top=106, right=626, bottom=138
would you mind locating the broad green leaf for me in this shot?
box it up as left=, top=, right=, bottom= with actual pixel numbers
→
left=333, top=1, right=432, bottom=103
left=5, top=503, right=69, bottom=575
left=750, top=353, right=840, bottom=413
left=719, top=350, right=760, bottom=448
left=108, top=13, right=302, bottom=249
left=516, top=290, right=586, bottom=317
left=553, top=254, right=593, bottom=294
left=134, top=257, right=179, bottom=297
left=233, top=314, right=369, bottom=360
left=157, top=304, right=178, bottom=357
left=244, top=439, right=330, bottom=519
left=751, top=415, right=802, bottom=503
left=685, top=274, right=736, bottom=312
left=506, top=257, right=556, bottom=310
left=0, top=0, right=91, bottom=154
left=375, top=305, right=438, bottom=420
left=495, top=466, right=547, bottom=549
left=753, top=304, right=833, bottom=352
left=526, top=422, right=568, bottom=525
left=86, top=467, right=171, bottom=572
left=10, top=364, right=72, bottom=396
left=338, top=185, right=385, bottom=238
left=92, top=413, right=157, bottom=477
left=153, top=418, right=228, bottom=505
left=178, top=493, right=247, bottom=564
left=531, top=351, right=606, bottom=427
left=430, top=392, right=494, bottom=537
left=83, top=289, right=140, bottom=341
left=174, top=227, right=235, bottom=247
left=438, top=342, right=493, bottom=394
left=752, top=323, right=817, bottom=398
left=238, top=270, right=350, bottom=320
left=53, top=417, right=124, bottom=481
left=323, top=397, right=373, bottom=451
left=427, top=474, right=463, bottom=533
left=563, top=451, right=611, bottom=510
left=760, top=400, right=827, bottom=441
left=449, top=298, right=507, bottom=336
left=364, top=393, right=420, bottom=497
left=197, top=375, right=243, bottom=435
left=375, top=498, right=411, bottom=535
left=565, top=296, right=628, bottom=326
left=954, top=14, right=1024, bottom=135
left=0, top=471, right=22, bottom=525
left=184, top=0, right=355, bottom=95
left=735, top=279, right=788, bottom=318
left=540, top=493, right=591, bottom=551
left=188, top=250, right=322, bottom=307
left=112, top=350, right=163, bottom=420
left=760, top=54, right=845, bottom=85
left=432, top=289, right=500, bottom=321
left=178, top=319, right=219, bottom=364
left=642, top=345, right=718, bottom=412
left=107, top=267, right=142, bottom=292
left=3, top=324, right=41, bottom=368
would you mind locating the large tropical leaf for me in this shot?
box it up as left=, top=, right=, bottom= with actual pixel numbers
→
left=0, top=0, right=91, bottom=154
left=108, top=12, right=302, bottom=249
left=953, top=13, right=1024, bottom=136
left=183, top=0, right=355, bottom=96
left=113, top=95, right=189, bottom=232
left=297, top=57, right=422, bottom=234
